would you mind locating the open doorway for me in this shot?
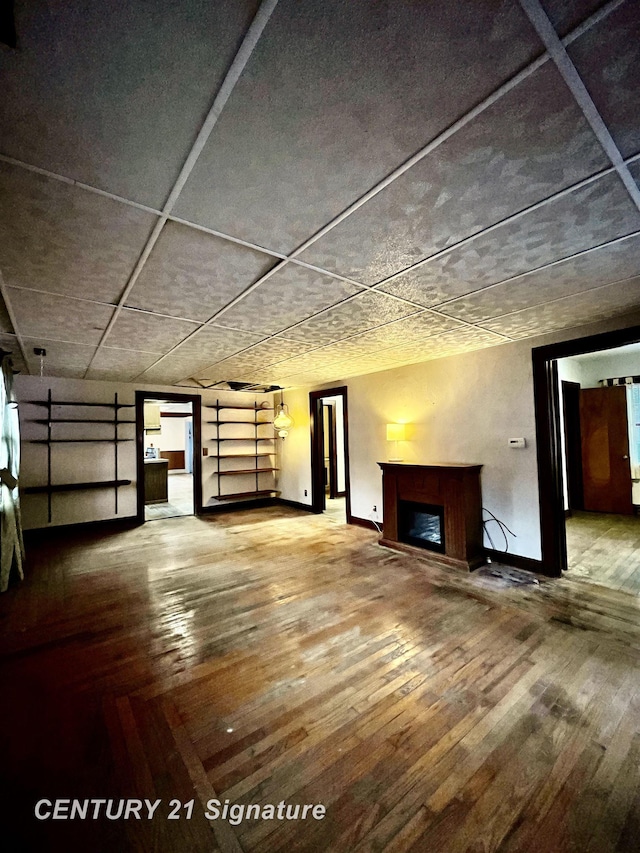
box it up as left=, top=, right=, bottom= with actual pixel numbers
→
left=533, top=325, right=640, bottom=582
left=136, top=391, right=202, bottom=521
left=557, top=344, right=640, bottom=594
left=310, top=387, right=351, bottom=522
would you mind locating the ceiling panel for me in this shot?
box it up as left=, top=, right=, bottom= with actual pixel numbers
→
left=213, top=265, right=362, bottom=335
left=136, top=356, right=205, bottom=386
left=124, top=221, right=276, bottom=322
left=539, top=0, right=605, bottom=37
left=378, top=173, right=640, bottom=306
left=629, top=160, right=640, bottom=190
left=23, top=338, right=96, bottom=379
left=283, top=292, right=420, bottom=346
left=566, top=1, right=640, bottom=158
left=169, top=323, right=263, bottom=365
left=85, top=348, right=162, bottom=382
left=195, top=338, right=315, bottom=381
left=482, top=277, right=640, bottom=339
left=0, top=0, right=261, bottom=207
left=439, top=232, right=640, bottom=324
left=8, top=289, right=114, bottom=345
left=0, top=162, right=156, bottom=303
left=105, top=309, right=200, bottom=353
left=298, top=63, right=608, bottom=284
left=173, top=0, right=542, bottom=253
left=379, top=326, right=507, bottom=365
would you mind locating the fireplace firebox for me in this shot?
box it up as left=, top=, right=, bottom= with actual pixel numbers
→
left=398, top=500, right=445, bottom=553
left=378, top=462, right=484, bottom=571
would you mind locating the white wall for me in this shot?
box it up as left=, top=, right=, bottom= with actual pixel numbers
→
left=16, top=375, right=273, bottom=529
left=578, top=350, right=640, bottom=389
left=277, top=312, right=640, bottom=562
left=155, top=415, right=190, bottom=453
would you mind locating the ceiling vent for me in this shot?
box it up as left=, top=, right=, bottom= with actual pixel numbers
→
left=194, top=380, right=282, bottom=394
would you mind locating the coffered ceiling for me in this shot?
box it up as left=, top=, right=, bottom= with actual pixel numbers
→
left=1, top=0, right=639, bottom=388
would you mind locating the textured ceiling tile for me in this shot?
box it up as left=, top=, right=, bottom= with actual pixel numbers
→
left=283, top=292, right=420, bottom=345
left=105, top=309, right=200, bottom=353
left=381, top=327, right=507, bottom=364
left=0, top=163, right=157, bottom=303
left=326, top=311, right=463, bottom=352
left=299, top=63, right=608, bottom=283
left=85, top=348, right=161, bottom=382
left=482, top=277, right=640, bottom=339
left=170, top=323, right=262, bottom=365
left=439, top=233, right=640, bottom=323
left=567, top=2, right=640, bottom=158
left=0, top=0, right=261, bottom=207
left=125, top=222, right=275, bottom=322
left=539, top=0, right=605, bottom=36
left=135, top=357, right=200, bottom=386
left=213, top=265, right=362, bottom=336
left=195, top=338, right=314, bottom=380
left=174, top=0, right=542, bottom=253
left=379, top=173, right=640, bottom=306
left=23, top=338, right=96, bottom=378
left=629, top=160, right=640, bottom=191
left=8, top=288, right=114, bottom=345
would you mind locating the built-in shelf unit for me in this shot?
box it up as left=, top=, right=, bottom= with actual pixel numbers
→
left=205, top=401, right=278, bottom=503
left=23, top=391, right=134, bottom=521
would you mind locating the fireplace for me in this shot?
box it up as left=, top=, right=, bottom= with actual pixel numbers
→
left=378, top=462, right=484, bottom=571
left=398, top=500, right=445, bottom=553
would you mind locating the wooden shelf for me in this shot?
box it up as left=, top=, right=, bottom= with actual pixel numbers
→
left=219, top=468, right=278, bottom=476
left=23, top=391, right=131, bottom=521
left=214, top=437, right=275, bottom=442
left=206, top=404, right=273, bottom=411
left=29, top=438, right=134, bottom=443
left=206, top=420, right=272, bottom=425
left=26, top=400, right=134, bottom=408
left=216, top=489, right=279, bottom=500
left=31, top=418, right=135, bottom=425
left=216, top=453, right=273, bottom=458
left=24, top=479, right=132, bottom=494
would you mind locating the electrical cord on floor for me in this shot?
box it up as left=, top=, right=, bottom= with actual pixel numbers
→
left=482, top=507, right=516, bottom=554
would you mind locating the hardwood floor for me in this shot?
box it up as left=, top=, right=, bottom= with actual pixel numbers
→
left=566, top=510, right=640, bottom=596
left=2, top=507, right=640, bottom=852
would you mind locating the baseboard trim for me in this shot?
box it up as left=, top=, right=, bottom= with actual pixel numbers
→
left=200, top=497, right=278, bottom=514
left=485, top=549, right=545, bottom=576
left=564, top=509, right=572, bottom=518
left=23, top=515, right=140, bottom=538
left=276, top=498, right=316, bottom=513
left=349, top=515, right=380, bottom=531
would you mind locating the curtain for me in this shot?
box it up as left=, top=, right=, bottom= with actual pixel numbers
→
left=0, top=352, right=24, bottom=592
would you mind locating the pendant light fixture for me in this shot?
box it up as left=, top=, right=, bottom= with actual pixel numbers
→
left=273, top=390, right=294, bottom=439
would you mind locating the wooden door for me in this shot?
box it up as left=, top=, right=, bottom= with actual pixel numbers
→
left=580, top=386, right=633, bottom=514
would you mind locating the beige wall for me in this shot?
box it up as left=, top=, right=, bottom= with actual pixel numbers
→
left=278, top=312, right=640, bottom=562
left=16, top=375, right=273, bottom=529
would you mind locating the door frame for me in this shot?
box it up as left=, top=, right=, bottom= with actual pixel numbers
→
left=136, top=391, right=202, bottom=521
left=533, top=324, right=640, bottom=577
left=310, top=387, right=351, bottom=520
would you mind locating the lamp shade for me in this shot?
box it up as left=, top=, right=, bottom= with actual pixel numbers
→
left=386, top=423, right=406, bottom=442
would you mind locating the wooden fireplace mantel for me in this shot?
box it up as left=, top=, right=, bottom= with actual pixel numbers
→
left=378, top=462, right=484, bottom=571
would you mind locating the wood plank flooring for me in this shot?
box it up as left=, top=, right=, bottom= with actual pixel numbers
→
left=1, top=507, right=640, bottom=852
left=566, top=510, right=640, bottom=596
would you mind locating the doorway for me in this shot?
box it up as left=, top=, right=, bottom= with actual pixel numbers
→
left=533, top=326, right=640, bottom=580
left=310, top=387, right=351, bottom=522
left=136, top=391, right=202, bottom=522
